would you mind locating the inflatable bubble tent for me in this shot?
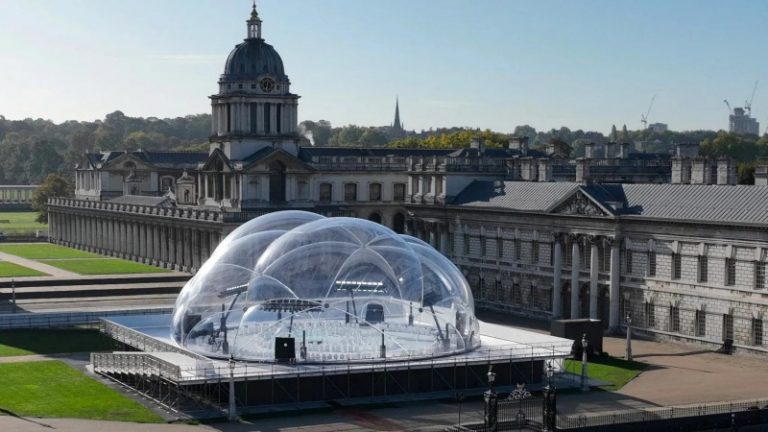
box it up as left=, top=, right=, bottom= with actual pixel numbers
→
left=171, top=211, right=480, bottom=363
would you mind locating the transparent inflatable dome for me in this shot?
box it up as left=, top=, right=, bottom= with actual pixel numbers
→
left=171, top=211, right=480, bottom=363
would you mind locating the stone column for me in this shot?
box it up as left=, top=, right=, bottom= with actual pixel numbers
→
left=168, top=226, right=176, bottom=267
left=160, top=225, right=168, bottom=265
left=609, top=239, right=622, bottom=330
left=570, top=237, right=581, bottom=319
left=552, top=236, right=563, bottom=318
left=589, top=238, right=600, bottom=320
left=192, top=229, right=200, bottom=270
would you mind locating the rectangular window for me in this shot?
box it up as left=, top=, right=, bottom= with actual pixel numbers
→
left=319, top=183, right=332, bottom=203
left=463, top=234, right=470, bottom=255
left=753, top=318, right=764, bottom=346
left=369, top=183, right=382, bottom=201
left=344, top=183, right=357, bottom=201
left=626, top=251, right=634, bottom=275
left=698, top=255, right=708, bottom=283
left=725, top=258, right=736, bottom=286
left=644, top=302, right=655, bottom=328
left=393, top=183, right=406, bottom=201
left=447, top=233, right=454, bottom=255
left=483, top=237, right=491, bottom=257
left=755, top=262, right=765, bottom=290
left=531, top=240, right=539, bottom=264
left=672, top=253, right=682, bottom=280
left=276, top=104, right=282, bottom=134
left=249, top=103, right=258, bottom=133
left=648, top=251, right=657, bottom=277
left=512, top=283, right=522, bottom=305
left=695, top=310, right=706, bottom=337
left=723, top=313, right=734, bottom=341
left=564, top=241, right=573, bottom=267
left=497, top=238, right=504, bottom=259
left=514, top=239, right=522, bottom=261
left=670, top=306, right=680, bottom=332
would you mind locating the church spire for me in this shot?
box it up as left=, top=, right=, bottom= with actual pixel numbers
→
left=247, top=1, right=262, bottom=40
left=393, top=97, right=402, bottom=131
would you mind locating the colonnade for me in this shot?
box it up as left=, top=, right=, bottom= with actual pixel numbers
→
left=0, top=187, right=36, bottom=203
left=48, top=209, right=223, bottom=273
left=552, top=233, right=621, bottom=329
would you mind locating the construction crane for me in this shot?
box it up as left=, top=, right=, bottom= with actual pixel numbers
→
left=640, top=95, right=656, bottom=129
left=745, top=80, right=759, bottom=117
left=724, top=99, right=732, bottom=114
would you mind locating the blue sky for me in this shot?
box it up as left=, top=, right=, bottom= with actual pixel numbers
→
left=1, top=0, right=767, bottom=134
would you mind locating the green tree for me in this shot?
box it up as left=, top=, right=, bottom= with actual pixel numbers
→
left=31, top=174, right=73, bottom=223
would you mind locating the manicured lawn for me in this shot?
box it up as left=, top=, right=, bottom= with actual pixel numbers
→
left=0, top=243, right=99, bottom=259
left=0, top=329, right=113, bottom=357
left=0, top=212, right=47, bottom=234
left=564, top=356, right=647, bottom=391
left=0, top=261, right=46, bottom=277
left=0, top=360, right=163, bottom=422
left=39, top=258, right=169, bottom=275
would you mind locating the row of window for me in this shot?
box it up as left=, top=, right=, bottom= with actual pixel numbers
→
left=636, top=302, right=763, bottom=346
left=646, top=252, right=766, bottom=289
left=318, top=182, right=406, bottom=203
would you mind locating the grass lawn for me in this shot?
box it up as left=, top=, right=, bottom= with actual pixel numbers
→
left=39, top=258, right=169, bottom=275
left=0, top=243, right=99, bottom=259
left=0, top=329, right=113, bottom=357
left=0, top=261, right=47, bottom=277
left=0, top=360, right=163, bottom=422
left=0, top=212, right=47, bottom=235
left=564, top=356, right=647, bottom=391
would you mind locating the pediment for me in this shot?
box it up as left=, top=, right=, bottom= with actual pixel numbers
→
left=201, top=149, right=234, bottom=172
left=102, top=153, right=154, bottom=171
left=549, top=190, right=612, bottom=217
left=245, top=149, right=314, bottom=172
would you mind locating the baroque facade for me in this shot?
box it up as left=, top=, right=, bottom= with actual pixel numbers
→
left=52, top=6, right=768, bottom=355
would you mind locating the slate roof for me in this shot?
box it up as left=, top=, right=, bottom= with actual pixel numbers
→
left=453, top=180, right=768, bottom=226
left=451, top=181, right=581, bottom=212
left=447, top=147, right=547, bottom=159
left=85, top=151, right=207, bottom=169
left=587, top=183, right=768, bottom=225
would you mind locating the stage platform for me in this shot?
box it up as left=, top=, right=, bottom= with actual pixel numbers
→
left=92, top=313, right=574, bottom=412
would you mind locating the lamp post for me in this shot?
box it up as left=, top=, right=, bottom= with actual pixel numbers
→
left=542, top=361, right=557, bottom=432
left=228, top=355, right=236, bottom=422
left=580, top=334, right=589, bottom=392
left=626, top=313, right=633, bottom=361
left=484, top=366, right=498, bottom=432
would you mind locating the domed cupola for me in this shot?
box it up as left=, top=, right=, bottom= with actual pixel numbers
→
left=218, top=3, right=291, bottom=95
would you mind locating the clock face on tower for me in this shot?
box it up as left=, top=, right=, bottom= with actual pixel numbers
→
left=260, top=78, right=275, bottom=93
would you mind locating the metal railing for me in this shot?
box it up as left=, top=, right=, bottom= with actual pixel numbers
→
left=0, top=308, right=172, bottom=330
left=557, top=398, right=768, bottom=429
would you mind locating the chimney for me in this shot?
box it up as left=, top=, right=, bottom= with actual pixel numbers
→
left=584, top=142, right=595, bottom=159
left=576, top=158, right=591, bottom=184
left=717, top=157, right=736, bottom=185
left=470, top=136, right=485, bottom=154
left=755, top=163, right=768, bottom=186
left=604, top=142, right=616, bottom=159
left=690, top=157, right=711, bottom=184
left=618, top=142, right=630, bottom=159
left=671, top=157, right=692, bottom=184
left=538, top=158, right=552, bottom=182
left=519, top=157, right=537, bottom=181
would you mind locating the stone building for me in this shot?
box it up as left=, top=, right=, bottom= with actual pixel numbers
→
left=51, top=5, right=768, bottom=355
